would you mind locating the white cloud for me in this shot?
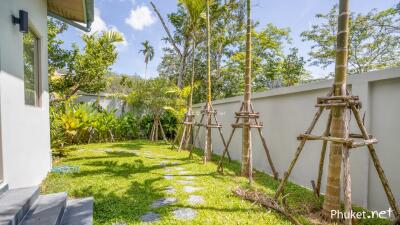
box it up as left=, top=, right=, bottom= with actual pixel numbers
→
left=90, top=8, right=107, bottom=33
left=88, top=8, right=128, bottom=49
left=125, top=5, right=156, bottom=30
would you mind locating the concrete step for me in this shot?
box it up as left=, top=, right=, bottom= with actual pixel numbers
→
left=0, top=183, right=8, bottom=197
left=19, top=192, right=67, bottom=225
left=61, top=197, right=93, bottom=225
left=0, top=186, right=39, bottom=225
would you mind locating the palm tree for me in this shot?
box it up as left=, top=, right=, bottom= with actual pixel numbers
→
left=204, top=0, right=213, bottom=161
left=139, top=40, right=154, bottom=80
left=241, top=0, right=252, bottom=177
left=321, top=0, right=350, bottom=221
left=178, top=0, right=206, bottom=149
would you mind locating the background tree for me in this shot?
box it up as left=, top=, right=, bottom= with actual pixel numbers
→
left=50, top=31, right=124, bottom=101
left=301, top=4, right=400, bottom=75
left=128, top=78, right=186, bottom=141
left=139, top=40, right=155, bottom=80
left=48, top=18, right=70, bottom=76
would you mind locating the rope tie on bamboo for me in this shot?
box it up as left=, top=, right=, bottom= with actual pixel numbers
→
left=336, top=48, right=348, bottom=52
left=338, top=12, right=350, bottom=17
left=337, top=30, right=349, bottom=35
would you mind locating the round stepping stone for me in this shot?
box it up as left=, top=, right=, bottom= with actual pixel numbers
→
left=164, top=186, right=176, bottom=194
left=187, top=195, right=205, bottom=205
left=150, top=197, right=177, bottom=208
left=140, top=212, right=160, bottom=222
left=164, top=174, right=173, bottom=180
left=176, top=180, right=194, bottom=185
left=184, top=176, right=195, bottom=180
left=183, top=186, right=202, bottom=193
left=173, top=208, right=197, bottom=220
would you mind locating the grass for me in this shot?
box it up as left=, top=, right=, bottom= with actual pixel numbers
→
left=41, top=140, right=390, bottom=225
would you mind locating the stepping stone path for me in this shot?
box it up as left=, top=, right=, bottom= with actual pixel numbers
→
left=187, top=195, right=205, bottom=205
left=140, top=212, right=161, bottom=222
left=173, top=208, right=197, bottom=220
left=141, top=157, right=202, bottom=222
left=150, top=197, right=177, bottom=208
left=183, top=186, right=202, bottom=193
left=164, top=186, right=176, bottom=194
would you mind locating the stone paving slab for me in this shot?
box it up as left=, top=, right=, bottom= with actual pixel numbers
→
left=183, top=186, right=202, bottom=193
left=150, top=197, right=177, bottom=208
left=164, top=174, right=173, bottom=180
left=176, top=180, right=194, bottom=185
left=163, top=186, right=176, bottom=194
left=187, top=195, right=205, bottom=205
left=140, top=212, right=160, bottom=222
left=173, top=208, right=197, bottom=220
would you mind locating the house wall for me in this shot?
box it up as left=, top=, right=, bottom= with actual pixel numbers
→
left=0, top=0, right=51, bottom=188
left=193, top=67, right=400, bottom=213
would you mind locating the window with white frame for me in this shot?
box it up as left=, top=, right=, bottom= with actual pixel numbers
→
left=23, top=28, right=41, bottom=106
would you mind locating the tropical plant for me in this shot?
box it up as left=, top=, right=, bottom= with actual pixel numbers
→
left=138, top=40, right=155, bottom=80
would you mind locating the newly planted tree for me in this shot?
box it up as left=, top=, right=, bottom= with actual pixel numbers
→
left=241, top=0, right=252, bottom=177
left=139, top=40, right=155, bottom=80
left=178, top=0, right=206, bottom=150
left=321, top=0, right=349, bottom=220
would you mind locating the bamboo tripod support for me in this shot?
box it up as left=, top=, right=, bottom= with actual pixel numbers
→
left=149, top=114, right=168, bottom=142
left=174, top=108, right=195, bottom=151
left=273, top=92, right=400, bottom=220
left=216, top=102, right=279, bottom=180
left=189, top=102, right=230, bottom=162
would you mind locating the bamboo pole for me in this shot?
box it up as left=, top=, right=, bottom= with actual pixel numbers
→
left=315, top=111, right=332, bottom=196
left=275, top=107, right=325, bottom=199
left=351, top=106, right=400, bottom=218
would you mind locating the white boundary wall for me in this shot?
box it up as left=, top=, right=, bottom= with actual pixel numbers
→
left=193, top=67, right=400, bottom=213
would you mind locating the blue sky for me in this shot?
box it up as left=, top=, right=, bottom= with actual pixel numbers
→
left=58, top=0, right=398, bottom=79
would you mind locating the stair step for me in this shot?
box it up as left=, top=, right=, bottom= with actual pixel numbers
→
left=0, top=186, right=39, bottom=225
left=20, top=192, right=67, bottom=225
left=0, top=183, right=8, bottom=197
left=61, top=197, right=93, bottom=225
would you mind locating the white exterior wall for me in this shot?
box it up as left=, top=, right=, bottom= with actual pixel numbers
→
left=0, top=0, right=51, bottom=188
left=194, top=67, right=400, bottom=213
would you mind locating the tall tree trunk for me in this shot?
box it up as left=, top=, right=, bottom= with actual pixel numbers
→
left=144, top=62, right=148, bottom=80
left=149, top=1, right=182, bottom=58
left=205, top=0, right=212, bottom=162
left=183, top=40, right=197, bottom=149
left=178, top=34, right=190, bottom=89
left=241, top=0, right=252, bottom=177
left=321, top=0, right=350, bottom=221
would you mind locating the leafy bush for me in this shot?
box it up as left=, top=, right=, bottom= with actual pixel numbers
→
left=50, top=100, right=142, bottom=149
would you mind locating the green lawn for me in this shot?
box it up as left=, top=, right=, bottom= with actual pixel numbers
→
left=41, top=140, right=389, bottom=225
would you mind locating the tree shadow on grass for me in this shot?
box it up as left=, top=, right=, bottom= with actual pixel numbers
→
left=69, top=177, right=172, bottom=224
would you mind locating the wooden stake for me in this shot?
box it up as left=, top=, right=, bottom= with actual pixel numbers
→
left=275, top=107, right=325, bottom=199
left=351, top=105, right=400, bottom=218
left=315, top=111, right=332, bottom=197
